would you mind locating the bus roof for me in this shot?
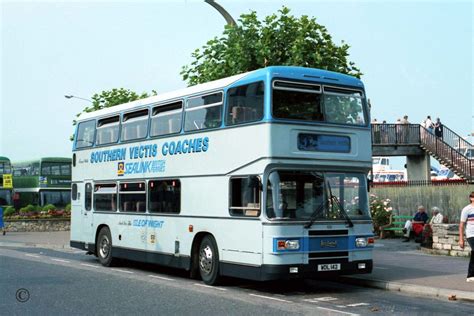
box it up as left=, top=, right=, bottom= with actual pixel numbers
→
left=0, top=156, right=10, bottom=162
left=77, top=66, right=364, bottom=122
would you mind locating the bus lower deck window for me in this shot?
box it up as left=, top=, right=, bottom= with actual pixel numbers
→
left=119, top=182, right=146, bottom=212
left=148, top=180, right=180, bottom=213
left=229, top=176, right=261, bottom=216
left=93, top=184, right=117, bottom=212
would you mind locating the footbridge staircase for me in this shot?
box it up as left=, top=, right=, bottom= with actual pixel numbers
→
left=372, top=124, right=473, bottom=183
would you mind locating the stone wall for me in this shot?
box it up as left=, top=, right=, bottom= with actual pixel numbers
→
left=428, top=224, right=471, bottom=257
left=5, top=219, right=70, bottom=232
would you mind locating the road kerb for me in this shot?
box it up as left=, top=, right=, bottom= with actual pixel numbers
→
left=337, top=276, right=474, bottom=303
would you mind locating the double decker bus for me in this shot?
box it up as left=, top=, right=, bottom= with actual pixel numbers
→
left=0, top=156, right=13, bottom=206
left=12, top=157, right=72, bottom=208
left=70, top=66, right=373, bottom=284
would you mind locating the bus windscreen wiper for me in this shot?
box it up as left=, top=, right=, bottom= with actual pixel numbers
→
left=304, top=200, right=328, bottom=229
left=327, top=181, right=354, bottom=228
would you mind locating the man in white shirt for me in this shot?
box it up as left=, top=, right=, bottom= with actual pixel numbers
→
left=459, top=192, right=474, bottom=282
left=425, top=115, right=434, bottom=134
left=430, top=207, right=444, bottom=224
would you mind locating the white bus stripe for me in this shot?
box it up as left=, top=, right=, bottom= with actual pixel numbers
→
left=249, top=294, right=291, bottom=303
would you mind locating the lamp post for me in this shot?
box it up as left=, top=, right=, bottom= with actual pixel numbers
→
left=204, top=0, right=236, bottom=26
left=64, top=95, right=92, bottom=103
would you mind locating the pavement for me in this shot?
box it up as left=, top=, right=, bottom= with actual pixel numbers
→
left=1, top=231, right=473, bottom=302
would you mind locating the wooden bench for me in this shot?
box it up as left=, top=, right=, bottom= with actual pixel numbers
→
left=380, top=215, right=413, bottom=239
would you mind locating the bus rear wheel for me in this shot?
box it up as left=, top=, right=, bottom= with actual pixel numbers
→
left=198, top=235, right=220, bottom=285
left=97, top=227, right=114, bottom=267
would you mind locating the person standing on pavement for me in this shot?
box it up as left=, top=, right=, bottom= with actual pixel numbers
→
left=459, top=192, right=474, bottom=282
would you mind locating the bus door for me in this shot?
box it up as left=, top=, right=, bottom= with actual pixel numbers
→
left=82, top=181, right=94, bottom=242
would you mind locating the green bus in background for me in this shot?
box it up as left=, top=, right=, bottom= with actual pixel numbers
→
left=0, top=156, right=13, bottom=206
left=12, top=157, right=72, bottom=208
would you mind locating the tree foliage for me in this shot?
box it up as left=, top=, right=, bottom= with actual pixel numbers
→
left=181, top=7, right=362, bottom=86
left=76, top=88, right=156, bottom=118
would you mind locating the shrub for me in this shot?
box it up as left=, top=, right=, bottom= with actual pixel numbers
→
left=20, top=204, right=36, bottom=214
left=54, top=210, right=65, bottom=217
left=65, top=204, right=71, bottom=212
left=42, top=204, right=56, bottom=212
left=3, top=206, right=16, bottom=217
left=370, top=194, right=393, bottom=234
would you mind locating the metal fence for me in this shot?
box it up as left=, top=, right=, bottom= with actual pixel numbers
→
left=371, top=123, right=473, bottom=182
left=371, top=179, right=468, bottom=188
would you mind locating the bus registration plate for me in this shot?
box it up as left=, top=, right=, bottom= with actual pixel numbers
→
left=317, top=263, right=341, bottom=271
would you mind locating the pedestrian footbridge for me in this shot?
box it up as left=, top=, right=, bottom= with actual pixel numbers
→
left=371, top=124, right=474, bottom=183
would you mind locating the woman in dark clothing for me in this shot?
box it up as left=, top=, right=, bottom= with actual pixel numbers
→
left=434, top=118, right=443, bottom=138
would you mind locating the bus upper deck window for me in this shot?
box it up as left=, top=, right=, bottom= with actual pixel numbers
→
left=75, top=120, right=96, bottom=149
left=272, top=81, right=323, bottom=122
left=185, top=92, right=223, bottom=132
left=151, top=101, right=183, bottom=137
left=121, top=109, right=149, bottom=141
left=226, top=82, right=264, bottom=126
left=323, top=87, right=366, bottom=126
left=96, top=116, right=120, bottom=145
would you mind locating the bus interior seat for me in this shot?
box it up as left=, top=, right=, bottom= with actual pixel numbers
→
left=136, top=201, right=146, bottom=212
left=168, top=117, right=180, bottom=133
left=149, top=202, right=160, bottom=212
left=123, top=201, right=135, bottom=212
left=136, top=122, right=146, bottom=138
left=124, top=125, right=137, bottom=141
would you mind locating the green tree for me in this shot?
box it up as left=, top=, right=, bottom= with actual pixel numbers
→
left=181, top=6, right=362, bottom=86
left=71, top=88, right=157, bottom=140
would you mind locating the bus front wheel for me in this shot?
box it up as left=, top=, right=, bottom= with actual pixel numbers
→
left=97, top=227, right=114, bottom=267
left=198, top=235, right=220, bottom=285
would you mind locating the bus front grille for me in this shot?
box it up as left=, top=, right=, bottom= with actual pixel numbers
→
left=309, top=230, right=348, bottom=236
left=309, top=251, right=349, bottom=259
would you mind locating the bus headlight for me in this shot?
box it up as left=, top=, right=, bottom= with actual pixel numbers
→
left=285, top=240, right=300, bottom=250
left=277, top=239, right=300, bottom=250
left=355, top=237, right=368, bottom=248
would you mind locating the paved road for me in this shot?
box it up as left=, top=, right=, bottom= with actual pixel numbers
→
left=1, top=246, right=473, bottom=315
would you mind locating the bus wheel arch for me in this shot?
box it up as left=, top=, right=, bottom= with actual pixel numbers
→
left=195, top=233, right=221, bottom=285
left=96, top=225, right=115, bottom=267
left=190, top=232, right=220, bottom=284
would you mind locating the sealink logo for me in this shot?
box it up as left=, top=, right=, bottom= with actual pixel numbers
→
left=117, top=162, right=125, bottom=176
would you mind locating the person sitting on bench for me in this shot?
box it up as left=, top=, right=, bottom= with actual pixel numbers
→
left=403, top=205, right=429, bottom=242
